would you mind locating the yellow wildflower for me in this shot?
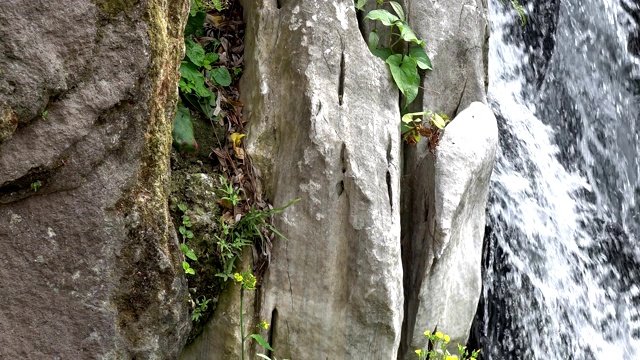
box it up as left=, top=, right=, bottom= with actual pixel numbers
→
left=435, top=331, right=444, bottom=339
left=445, top=356, right=458, bottom=360
left=415, top=349, right=422, bottom=355
left=234, top=273, right=243, bottom=282
left=444, top=334, right=450, bottom=343
left=260, top=320, right=270, bottom=329
left=423, top=330, right=430, bottom=336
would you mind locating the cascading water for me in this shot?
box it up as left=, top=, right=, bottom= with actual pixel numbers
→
left=472, top=0, right=640, bottom=359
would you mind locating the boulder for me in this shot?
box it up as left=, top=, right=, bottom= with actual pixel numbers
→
left=0, top=1, right=191, bottom=358
left=400, top=102, right=498, bottom=359
left=399, top=0, right=491, bottom=357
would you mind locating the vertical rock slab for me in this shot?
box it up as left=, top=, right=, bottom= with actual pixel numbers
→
left=400, top=0, right=491, bottom=357
left=401, top=103, right=497, bottom=359
left=239, top=0, right=403, bottom=358
left=0, top=1, right=191, bottom=358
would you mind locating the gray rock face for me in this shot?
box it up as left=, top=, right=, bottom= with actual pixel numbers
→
left=240, top=1, right=404, bottom=359
left=399, top=1, right=491, bottom=357
left=406, top=0, right=489, bottom=115
left=0, top=1, right=191, bottom=358
left=400, top=102, right=498, bottom=359
left=184, top=1, right=493, bottom=359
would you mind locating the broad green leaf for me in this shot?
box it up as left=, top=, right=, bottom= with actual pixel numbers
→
left=210, top=67, right=232, bottom=86
left=409, top=46, right=433, bottom=70
left=386, top=54, right=420, bottom=105
left=172, top=103, right=198, bottom=154
left=355, top=0, right=368, bottom=10
left=389, top=1, right=405, bottom=21
left=180, top=244, right=198, bottom=261
left=431, top=113, right=446, bottom=129
left=202, top=52, right=219, bottom=70
left=185, top=11, right=206, bottom=36
left=371, top=47, right=393, bottom=60
left=185, top=39, right=205, bottom=67
left=178, top=203, right=188, bottom=212
left=180, top=62, right=212, bottom=98
left=251, top=334, right=274, bottom=351
left=395, top=21, right=424, bottom=46
left=402, top=111, right=428, bottom=124
left=189, top=0, right=200, bottom=16
left=364, top=9, right=400, bottom=26
left=183, top=261, right=195, bottom=275
left=367, top=30, right=379, bottom=52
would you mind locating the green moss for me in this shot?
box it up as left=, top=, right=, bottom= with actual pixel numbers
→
left=0, top=106, right=18, bottom=144
left=93, top=0, right=140, bottom=17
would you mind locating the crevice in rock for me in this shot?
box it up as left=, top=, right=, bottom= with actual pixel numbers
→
left=386, top=133, right=393, bottom=211
left=267, top=307, right=278, bottom=358
left=340, top=142, right=347, bottom=174
left=0, top=166, right=57, bottom=204
left=398, top=61, right=428, bottom=360
left=355, top=6, right=367, bottom=42
left=276, top=0, right=282, bottom=10
left=338, top=50, right=345, bottom=106
left=386, top=171, right=393, bottom=211
left=337, top=180, right=345, bottom=196
left=452, top=76, right=468, bottom=117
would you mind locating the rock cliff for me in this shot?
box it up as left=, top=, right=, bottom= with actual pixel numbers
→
left=0, top=1, right=191, bottom=358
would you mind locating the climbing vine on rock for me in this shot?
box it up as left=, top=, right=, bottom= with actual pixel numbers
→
left=355, top=0, right=449, bottom=149
left=356, top=0, right=525, bottom=148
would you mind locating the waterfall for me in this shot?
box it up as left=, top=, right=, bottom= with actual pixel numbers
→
left=473, top=0, right=640, bottom=358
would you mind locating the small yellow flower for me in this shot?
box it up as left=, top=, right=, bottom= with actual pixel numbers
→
left=435, top=331, right=444, bottom=339
left=260, top=320, right=270, bottom=329
left=234, top=273, right=243, bottom=282
left=444, top=334, right=450, bottom=343
left=423, top=330, right=430, bottom=336
left=445, top=356, right=458, bottom=360
left=414, top=349, right=422, bottom=355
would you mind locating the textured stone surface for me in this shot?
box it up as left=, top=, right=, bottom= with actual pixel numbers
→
left=400, top=102, right=497, bottom=359
left=232, top=0, right=403, bottom=359
left=0, top=0, right=191, bottom=358
left=405, top=0, right=489, bottom=115
left=399, top=1, right=491, bottom=357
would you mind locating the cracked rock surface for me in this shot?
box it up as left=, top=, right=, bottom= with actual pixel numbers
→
left=0, top=1, right=192, bottom=358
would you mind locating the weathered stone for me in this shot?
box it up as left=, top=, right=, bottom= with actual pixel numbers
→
left=0, top=0, right=191, bottom=358
left=399, top=1, right=491, bottom=357
left=400, top=102, right=497, bottom=359
left=179, top=250, right=254, bottom=360
left=405, top=0, right=489, bottom=115
left=180, top=0, right=404, bottom=359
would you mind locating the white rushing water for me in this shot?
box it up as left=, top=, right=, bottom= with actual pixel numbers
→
left=477, top=0, right=640, bottom=358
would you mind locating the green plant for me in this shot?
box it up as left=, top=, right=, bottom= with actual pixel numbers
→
left=401, top=110, right=450, bottom=147
left=215, top=198, right=300, bottom=281
left=30, top=180, right=42, bottom=192
left=191, top=295, right=211, bottom=321
left=219, top=175, right=241, bottom=207
left=234, top=269, right=273, bottom=360
left=173, top=0, right=234, bottom=153
left=41, top=110, right=48, bottom=120
left=502, top=0, right=527, bottom=25
left=356, top=0, right=448, bottom=148
left=178, top=203, right=198, bottom=275
left=357, top=1, right=431, bottom=106
left=414, top=330, right=480, bottom=360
